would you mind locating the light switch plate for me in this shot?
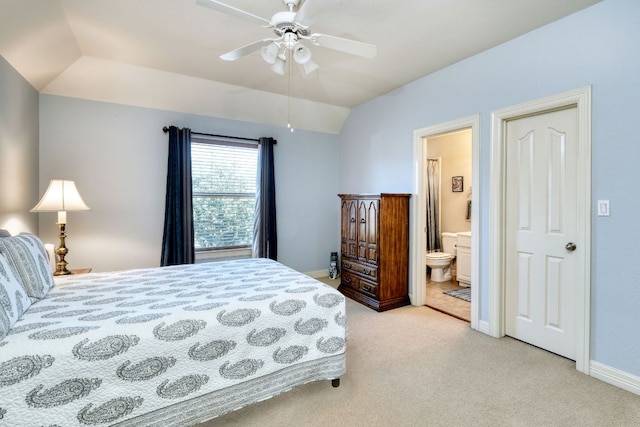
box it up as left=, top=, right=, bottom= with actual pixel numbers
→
left=597, top=200, right=610, bottom=216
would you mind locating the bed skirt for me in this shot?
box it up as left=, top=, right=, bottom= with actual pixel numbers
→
left=115, top=354, right=345, bottom=426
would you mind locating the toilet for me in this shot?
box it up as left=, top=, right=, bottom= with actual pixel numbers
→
left=425, top=232, right=458, bottom=282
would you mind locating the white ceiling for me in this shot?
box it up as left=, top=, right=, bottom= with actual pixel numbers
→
left=0, top=0, right=600, bottom=133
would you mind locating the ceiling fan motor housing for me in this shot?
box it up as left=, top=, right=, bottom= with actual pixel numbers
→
left=272, top=11, right=309, bottom=36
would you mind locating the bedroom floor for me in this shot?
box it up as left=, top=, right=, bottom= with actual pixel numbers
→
left=318, top=276, right=340, bottom=289
left=201, top=294, right=640, bottom=427
left=318, top=275, right=470, bottom=323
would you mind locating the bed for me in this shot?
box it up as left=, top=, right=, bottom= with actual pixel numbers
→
left=0, top=233, right=346, bottom=426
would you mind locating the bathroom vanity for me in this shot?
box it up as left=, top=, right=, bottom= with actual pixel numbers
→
left=456, top=231, right=472, bottom=286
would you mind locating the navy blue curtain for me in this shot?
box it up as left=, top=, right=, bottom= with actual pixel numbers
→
left=252, top=137, right=277, bottom=260
left=161, top=126, right=195, bottom=266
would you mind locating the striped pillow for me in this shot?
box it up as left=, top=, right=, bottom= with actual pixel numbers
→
left=0, top=233, right=55, bottom=300
left=0, top=296, right=8, bottom=340
left=0, top=253, right=32, bottom=340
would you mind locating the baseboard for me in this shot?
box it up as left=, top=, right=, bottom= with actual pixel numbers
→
left=304, top=269, right=329, bottom=279
left=590, top=361, right=640, bottom=396
left=476, top=320, right=490, bottom=335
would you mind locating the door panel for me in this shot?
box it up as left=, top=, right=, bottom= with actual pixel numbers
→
left=341, top=199, right=357, bottom=259
left=505, top=107, right=578, bottom=360
left=545, top=256, right=563, bottom=330
left=357, top=201, right=367, bottom=260
left=365, top=199, right=379, bottom=264
left=357, top=199, right=379, bottom=264
left=516, top=252, right=532, bottom=320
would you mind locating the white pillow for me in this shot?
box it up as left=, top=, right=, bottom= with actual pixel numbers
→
left=0, top=233, right=55, bottom=300
left=0, top=253, right=32, bottom=340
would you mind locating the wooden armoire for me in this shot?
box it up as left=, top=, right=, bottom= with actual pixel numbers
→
left=338, top=193, right=411, bottom=312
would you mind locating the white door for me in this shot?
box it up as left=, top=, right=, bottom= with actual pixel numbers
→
left=504, top=107, right=579, bottom=360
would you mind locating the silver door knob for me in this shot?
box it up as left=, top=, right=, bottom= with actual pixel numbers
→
left=565, top=242, right=577, bottom=252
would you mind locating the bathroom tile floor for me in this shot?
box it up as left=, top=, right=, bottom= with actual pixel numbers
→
left=425, top=278, right=471, bottom=322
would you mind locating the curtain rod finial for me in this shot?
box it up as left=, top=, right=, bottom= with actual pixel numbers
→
left=162, top=126, right=169, bottom=133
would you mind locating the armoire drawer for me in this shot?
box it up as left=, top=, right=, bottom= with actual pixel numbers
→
left=342, top=260, right=378, bottom=280
left=340, top=271, right=359, bottom=291
left=340, top=271, right=379, bottom=298
left=358, top=277, right=379, bottom=298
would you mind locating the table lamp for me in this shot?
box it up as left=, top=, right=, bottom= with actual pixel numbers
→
left=31, top=179, right=91, bottom=275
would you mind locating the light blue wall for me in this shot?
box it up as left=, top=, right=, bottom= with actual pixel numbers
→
left=38, top=95, right=340, bottom=274
left=340, top=0, right=640, bottom=376
left=0, top=56, right=39, bottom=235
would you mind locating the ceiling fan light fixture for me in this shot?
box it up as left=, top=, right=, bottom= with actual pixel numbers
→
left=283, top=32, right=298, bottom=49
left=293, top=43, right=312, bottom=64
left=271, top=57, right=286, bottom=75
left=261, top=42, right=280, bottom=64
left=302, top=59, right=319, bottom=75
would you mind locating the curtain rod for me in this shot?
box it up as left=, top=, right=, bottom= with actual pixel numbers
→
left=162, top=126, right=267, bottom=143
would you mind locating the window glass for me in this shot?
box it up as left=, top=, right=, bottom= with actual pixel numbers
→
left=191, top=141, right=258, bottom=250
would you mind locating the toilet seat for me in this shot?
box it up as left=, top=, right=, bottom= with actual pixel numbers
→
left=426, top=251, right=452, bottom=260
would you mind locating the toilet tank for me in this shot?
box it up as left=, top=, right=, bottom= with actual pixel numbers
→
left=441, top=232, right=458, bottom=255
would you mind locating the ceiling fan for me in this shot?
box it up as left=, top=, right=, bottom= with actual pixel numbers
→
left=196, top=0, right=377, bottom=75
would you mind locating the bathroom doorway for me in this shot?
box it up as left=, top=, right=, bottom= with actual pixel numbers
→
left=424, top=130, right=472, bottom=322
left=411, top=115, right=480, bottom=329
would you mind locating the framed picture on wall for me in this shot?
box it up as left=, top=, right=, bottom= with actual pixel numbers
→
left=452, top=176, right=463, bottom=192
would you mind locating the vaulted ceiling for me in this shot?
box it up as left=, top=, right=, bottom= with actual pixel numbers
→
left=0, top=0, right=600, bottom=133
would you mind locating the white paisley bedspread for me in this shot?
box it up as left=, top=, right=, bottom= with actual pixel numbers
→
left=0, top=258, right=346, bottom=426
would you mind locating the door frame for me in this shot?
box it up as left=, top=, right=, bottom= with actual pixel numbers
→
left=489, top=86, right=592, bottom=373
left=411, top=115, right=480, bottom=330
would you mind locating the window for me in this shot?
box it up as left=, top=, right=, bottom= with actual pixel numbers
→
left=191, top=138, right=258, bottom=251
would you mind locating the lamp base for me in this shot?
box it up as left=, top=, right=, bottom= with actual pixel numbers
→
left=54, top=267, right=72, bottom=276
left=54, top=223, right=71, bottom=276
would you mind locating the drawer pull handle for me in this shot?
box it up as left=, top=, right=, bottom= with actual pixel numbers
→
left=345, top=263, right=351, bottom=269
left=350, top=217, right=356, bottom=223
left=363, top=285, right=371, bottom=292
left=360, top=218, right=366, bottom=223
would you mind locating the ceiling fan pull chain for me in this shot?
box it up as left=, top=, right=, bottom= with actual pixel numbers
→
left=288, top=53, right=294, bottom=132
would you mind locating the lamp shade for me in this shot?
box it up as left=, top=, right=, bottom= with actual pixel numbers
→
left=271, top=58, right=286, bottom=75
left=293, top=43, right=312, bottom=65
left=261, top=42, right=280, bottom=65
left=302, top=59, right=319, bottom=75
left=31, top=180, right=91, bottom=213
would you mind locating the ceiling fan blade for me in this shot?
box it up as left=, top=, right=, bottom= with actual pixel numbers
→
left=220, top=39, right=275, bottom=61
left=196, top=0, right=271, bottom=27
left=309, top=34, right=377, bottom=59
left=295, top=0, right=314, bottom=25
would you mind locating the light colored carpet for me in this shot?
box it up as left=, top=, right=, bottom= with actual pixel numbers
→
left=200, top=282, right=640, bottom=427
